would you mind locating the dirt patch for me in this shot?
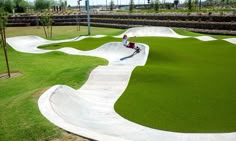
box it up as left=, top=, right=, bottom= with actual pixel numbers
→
left=0, top=72, right=22, bottom=80
left=51, top=132, right=91, bottom=141
left=32, top=87, right=50, bottom=97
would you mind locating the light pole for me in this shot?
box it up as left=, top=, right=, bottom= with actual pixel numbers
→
left=77, top=0, right=81, bottom=31
left=106, top=0, right=107, bottom=10
left=117, top=0, right=118, bottom=8
left=85, top=0, right=91, bottom=35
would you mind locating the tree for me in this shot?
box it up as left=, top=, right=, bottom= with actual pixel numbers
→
left=199, top=0, right=202, bottom=10
left=129, top=0, right=134, bottom=13
left=174, top=0, right=179, bottom=9
left=188, top=0, right=192, bottom=11
left=0, top=9, right=10, bottom=77
left=64, top=0, right=67, bottom=11
left=35, top=0, right=50, bottom=11
left=221, top=0, right=225, bottom=7
left=150, top=0, right=155, bottom=8
left=14, top=0, right=28, bottom=13
left=206, top=0, right=214, bottom=6
left=110, top=0, right=114, bottom=11
left=154, top=0, right=159, bottom=12
left=40, top=12, right=53, bottom=39
left=0, top=1, right=5, bottom=8
left=4, top=0, right=14, bottom=13
left=226, top=0, right=229, bottom=4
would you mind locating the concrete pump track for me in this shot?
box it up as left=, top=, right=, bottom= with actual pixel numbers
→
left=6, top=27, right=236, bottom=141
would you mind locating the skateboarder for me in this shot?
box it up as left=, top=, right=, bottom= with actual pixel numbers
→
left=122, top=35, right=141, bottom=53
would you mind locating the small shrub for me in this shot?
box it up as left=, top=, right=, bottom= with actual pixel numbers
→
left=220, top=11, right=224, bottom=16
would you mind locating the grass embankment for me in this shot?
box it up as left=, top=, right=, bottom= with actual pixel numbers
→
left=6, top=26, right=125, bottom=40
left=115, top=37, right=236, bottom=133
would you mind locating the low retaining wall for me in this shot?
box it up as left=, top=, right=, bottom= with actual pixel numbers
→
left=7, top=14, right=236, bottom=35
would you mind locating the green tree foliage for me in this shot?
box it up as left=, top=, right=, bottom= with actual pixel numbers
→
left=110, top=0, right=114, bottom=11
left=150, top=0, right=154, bottom=8
left=14, top=0, right=29, bottom=13
left=129, top=0, right=134, bottom=13
left=154, top=0, right=159, bottom=12
left=0, top=0, right=14, bottom=13
left=0, top=1, right=4, bottom=8
left=174, top=0, right=179, bottom=9
left=35, top=0, right=50, bottom=11
left=188, top=0, right=192, bottom=10
left=59, top=0, right=68, bottom=11
left=4, top=0, right=13, bottom=13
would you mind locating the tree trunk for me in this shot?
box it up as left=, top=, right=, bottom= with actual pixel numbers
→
left=42, top=25, right=48, bottom=39
left=50, top=25, right=52, bottom=39
left=1, top=30, right=10, bottom=77
left=199, top=0, right=202, bottom=10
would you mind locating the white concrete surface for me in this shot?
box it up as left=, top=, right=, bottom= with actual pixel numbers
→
left=194, top=36, right=217, bottom=41
left=6, top=26, right=236, bottom=141
left=223, top=38, right=236, bottom=44
left=114, top=26, right=236, bottom=43
left=6, top=35, right=106, bottom=54
left=114, top=26, right=188, bottom=38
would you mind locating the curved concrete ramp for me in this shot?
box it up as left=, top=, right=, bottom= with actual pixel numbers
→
left=194, top=35, right=217, bottom=41
left=58, top=42, right=148, bottom=66
left=6, top=35, right=106, bottom=54
left=6, top=35, right=147, bottom=66
left=38, top=41, right=155, bottom=141
left=114, top=26, right=187, bottom=38
left=223, top=38, right=236, bottom=44
left=114, top=26, right=236, bottom=43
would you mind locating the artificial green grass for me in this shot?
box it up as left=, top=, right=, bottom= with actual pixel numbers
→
left=0, top=47, right=107, bottom=141
left=173, top=28, right=235, bottom=39
left=39, top=37, right=121, bottom=50
left=6, top=26, right=125, bottom=40
left=115, top=37, right=236, bottom=133
left=173, top=28, right=204, bottom=37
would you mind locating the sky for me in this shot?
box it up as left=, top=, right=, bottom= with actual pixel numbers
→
left=28, top=0, right=187, bottom=6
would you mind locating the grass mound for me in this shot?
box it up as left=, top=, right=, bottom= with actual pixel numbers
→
left=115, top=37, right=236, bottom=133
